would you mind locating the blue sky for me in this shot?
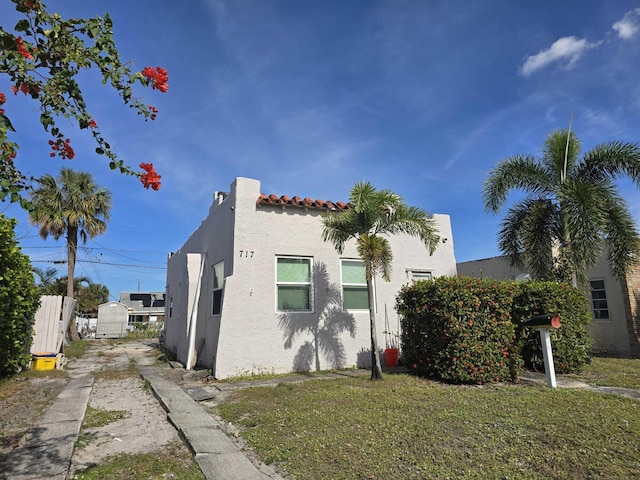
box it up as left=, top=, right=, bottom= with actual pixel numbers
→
left=2, top=1, right=640, bottom=300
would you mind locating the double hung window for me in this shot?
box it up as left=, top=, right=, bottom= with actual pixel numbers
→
left=341, top=259, right=369, bottom=310
left=589, top=280, right=609, bottom=320
left=276, top=257, right=312, bottom=311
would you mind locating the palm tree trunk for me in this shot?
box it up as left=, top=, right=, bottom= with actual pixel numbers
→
left=67, top=227, right=80, bottom=341
left=367, top=278, right=384, bottom=380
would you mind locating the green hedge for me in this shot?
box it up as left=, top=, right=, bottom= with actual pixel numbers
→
left=0, top=215, right=40, bottom=378
left=512, top=281, right=592, bottom=373
left=397, top=276, right=522, bottom=384
left=396, top=277, right=592, bottom=384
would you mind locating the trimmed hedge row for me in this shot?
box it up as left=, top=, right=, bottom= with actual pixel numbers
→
left=396, top=276, right=592, bottom=384
left=512, top=281, right=592, bottom=373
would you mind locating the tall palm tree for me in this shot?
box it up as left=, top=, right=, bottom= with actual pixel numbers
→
left=483, top=129, right=640, bottom=287
left=321, top=181, right=440, bottom=380
left=30, top=168, right=111, bottom=338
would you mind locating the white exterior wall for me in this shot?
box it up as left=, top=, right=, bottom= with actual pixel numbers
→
left=166, top=177, right=457, bottom=378
left=457, top=255, right=634, bottom=355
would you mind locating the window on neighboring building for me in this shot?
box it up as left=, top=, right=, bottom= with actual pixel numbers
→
left=590, top=280, right=609, bottom=320
left=341, top=259, right=370, bottom=310
left=276, top=257, right=312, bottom=311
left=169, top=296, right=173, bottom=319
left=212, top=261, right=224, bottom=315
left=407, top=270, right=432, bottom=281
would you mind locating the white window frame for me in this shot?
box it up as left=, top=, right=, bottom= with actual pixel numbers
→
left=276, top=256, right=313, bottom=312
left=407, top=269, right=432, bottom=281
left=589, top=279, right=609, bottom=320
left=212, top=261, right=224, bottom=316
left=341, top=259, right=372, bottom=311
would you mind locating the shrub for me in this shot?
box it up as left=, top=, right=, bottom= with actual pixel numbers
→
left=397, top=276, right=522, bottom=384
left=0, top=215, right=40, bottom=378
left=512, top=281, right=592, bottom=373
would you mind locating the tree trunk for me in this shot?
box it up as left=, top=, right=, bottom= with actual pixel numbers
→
left=67, top=228, right=80, bottom=341
left=367, top=278, right=383, bottom=380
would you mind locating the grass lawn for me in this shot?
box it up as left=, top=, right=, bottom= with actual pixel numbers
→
left=215, top=374, right=640, bottom=479
left=572, top=357, right=640, bottom=389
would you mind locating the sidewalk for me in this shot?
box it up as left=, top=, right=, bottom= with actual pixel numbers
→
left=4, top=371, right=94, bottom=480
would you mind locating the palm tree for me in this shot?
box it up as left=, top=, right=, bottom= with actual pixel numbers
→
left=30, top=168, right=111, bottom=338
left=483, top=129, right=640, bottom=287
left=321, top=181, right=440, bottom=380
left=76, top=281, right=110, bottom=316
left=32, top=266, right=58, bottom=294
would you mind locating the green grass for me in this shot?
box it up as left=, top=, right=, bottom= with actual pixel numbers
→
left=64, top=339, right=92, bottom=359
left=82, top=405, right=130, bottom=429
left=72, top=441, right=205, bottom=479
left=215, top=375, right=640, bottom=479
left=571, top=357, right=640, bottom=389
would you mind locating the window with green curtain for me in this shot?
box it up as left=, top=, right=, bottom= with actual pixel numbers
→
left=276, top=257, right=311, bottom=311
left=341, top=259, right=369, bottom=310
left=212, top=261, right=224, bottom=315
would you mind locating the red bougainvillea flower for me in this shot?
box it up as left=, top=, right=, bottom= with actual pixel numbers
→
left=48, top=138, right=75, bottom=159
left=15, top=36, right=33, bottom=60
left=141, top=67, right=169, bottom=92
left=147, top=105, right=159, bottom=121
left=0, top=93, right=5, bottom=104
left=89, top=118, right=97, bottom=128
left=139, top=162, right=162, bottom=190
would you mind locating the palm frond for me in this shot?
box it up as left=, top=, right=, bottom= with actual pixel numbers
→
left=601, top=188, right=640, bottom=278
left=483, top=155, right=552, bottom=212
left=498, top=199, right=558, bottom=279
left=543, top=129, right=581, bottom=181
left=580, top=141, right=640, bottom=186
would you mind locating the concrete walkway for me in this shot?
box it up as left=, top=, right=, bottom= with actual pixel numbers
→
left=139, top=367, right=282, bottom=480
left=5, top=356, right=640, bottom=480
left=4, top=372, right=94, bottom=480
left=518, top=371, right=640, bottom=400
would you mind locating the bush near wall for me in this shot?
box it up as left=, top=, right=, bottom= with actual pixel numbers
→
left=0, top=215, right=40, bottom=378
left=512, top=281, right=592, bottom=373
left=397, top=276, right=522, bottom=384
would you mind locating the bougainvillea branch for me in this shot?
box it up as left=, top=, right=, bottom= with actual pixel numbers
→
left=0, top=0, right=166, bottom=209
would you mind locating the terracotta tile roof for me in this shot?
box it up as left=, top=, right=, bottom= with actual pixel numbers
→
left=257, top=192, right=350, bottom=211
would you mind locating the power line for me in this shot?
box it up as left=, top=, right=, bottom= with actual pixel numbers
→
left=31, top=259, right=166, bottom=270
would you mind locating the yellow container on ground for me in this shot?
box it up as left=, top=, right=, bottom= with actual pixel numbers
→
left=32, top=352, right=57, bottom=371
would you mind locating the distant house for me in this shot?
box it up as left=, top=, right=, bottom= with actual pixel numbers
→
left=457, top=256, right=640, bottom=357
left=118, top=292, right=166, bottom=325
left=95, top=292, right=166, bottom=339
left=164, top=177, right=457, bottom=379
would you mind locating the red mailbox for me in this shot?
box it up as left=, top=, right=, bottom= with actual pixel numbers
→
left=523, top=314, right=560, bottom=330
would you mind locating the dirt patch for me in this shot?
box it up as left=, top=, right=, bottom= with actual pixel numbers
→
left=0, top=375, right=67, bottom=459
left=70, top=375, right=182, bottom=473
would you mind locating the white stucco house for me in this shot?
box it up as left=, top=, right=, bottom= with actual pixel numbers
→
left=164, top=177, right=457, bottom=379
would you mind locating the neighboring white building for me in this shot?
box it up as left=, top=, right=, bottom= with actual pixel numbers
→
left=457, top=256, right=640, bottom=357
left=164, top=177, right=457, bottom=379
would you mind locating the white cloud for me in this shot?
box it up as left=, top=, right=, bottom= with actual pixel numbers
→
left=613, top=8, right=640, bottom=40
left=520, top=36, right=598, bottom=77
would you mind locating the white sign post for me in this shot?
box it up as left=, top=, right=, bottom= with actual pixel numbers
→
left=523, top=314, right=561, bottom=389
left=538, top=328, right=557, bottom=388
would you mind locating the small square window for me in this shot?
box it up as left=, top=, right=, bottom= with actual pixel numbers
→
left=407, top=270, right=432, bottom=281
